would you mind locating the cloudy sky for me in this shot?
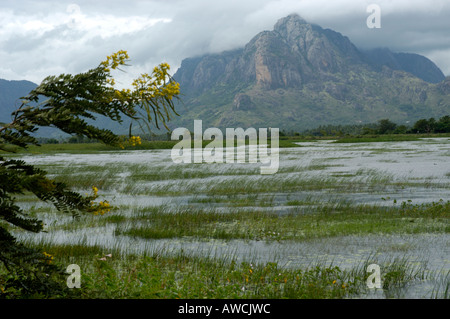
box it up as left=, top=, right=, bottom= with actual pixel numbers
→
left=1, top=0, right=450, bottom=87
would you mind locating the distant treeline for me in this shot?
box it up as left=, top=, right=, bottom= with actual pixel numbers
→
left=36, top=115, right=450, bottom=144
left=293, top=115, right=450, bottom=137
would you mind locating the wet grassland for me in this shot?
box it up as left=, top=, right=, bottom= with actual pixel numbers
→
left=5, top=137, right=450, bottom=298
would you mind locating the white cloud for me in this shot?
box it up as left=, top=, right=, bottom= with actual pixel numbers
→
left=0, top=0, right=449, bottom=87
left=426, top=48, right=450, bottom=76
left=67, top=9, right=172, bottom=39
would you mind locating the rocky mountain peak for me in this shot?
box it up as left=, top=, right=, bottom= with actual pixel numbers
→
left=171, top=14, right=449, bottom=131
left=273, top=13, right=310, bottom=36
left=272, top=14, right=316, bottom=52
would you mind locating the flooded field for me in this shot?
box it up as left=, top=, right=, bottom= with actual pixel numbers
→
left=15, top=137, right=450, bottom=298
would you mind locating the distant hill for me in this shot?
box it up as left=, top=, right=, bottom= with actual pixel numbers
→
left=170, top=14, right=450, bottom=131
left=362, top=48, right=445, bottom=84
left=0, top=79, right=37, bottom=124
left=0, top=78, right=134, bottom=138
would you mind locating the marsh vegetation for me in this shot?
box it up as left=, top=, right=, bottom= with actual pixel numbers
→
left=4, top=137, right=450, bottom=298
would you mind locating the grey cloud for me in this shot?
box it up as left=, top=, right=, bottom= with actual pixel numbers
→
left=1, top=0, right=449, bottom=85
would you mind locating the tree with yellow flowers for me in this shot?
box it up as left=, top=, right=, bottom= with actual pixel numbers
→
left=0, top=51, right=180, bottom=298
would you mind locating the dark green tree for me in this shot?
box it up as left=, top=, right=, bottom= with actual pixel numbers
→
left=393, top=125, right=408, bottom=134
left=412, top=118, right=431, bottom=133
left=436, top=115, right=450, bottom=133
left=376, top=119, right=397, bottom=134
left=0, top=50, right=180, bottom=298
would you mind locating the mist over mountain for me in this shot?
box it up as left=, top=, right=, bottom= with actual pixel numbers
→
left=171, top=14, right=449, bottom=131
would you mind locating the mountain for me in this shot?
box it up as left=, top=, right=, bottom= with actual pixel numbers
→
left=2, top=14, right=449, bottom=136
left=0, top=79, right=38, bottom=124
left=362, top=48, right=445, bottom=84
left=171, top=14, right=450, bottom=131
left=0, top=78, right=133, bottom=138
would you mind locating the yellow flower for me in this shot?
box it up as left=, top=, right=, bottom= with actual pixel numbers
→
left=160, top=62, right=170, bottom=70
left=95, top=200, right=111, bottom=215
left=91, top=186, right=99, bottom=200
left=129, top=136, right=142, bottom=146
left=42, top=252, right=54, bottom=264
left=100, top=50, right=129, bottom=72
